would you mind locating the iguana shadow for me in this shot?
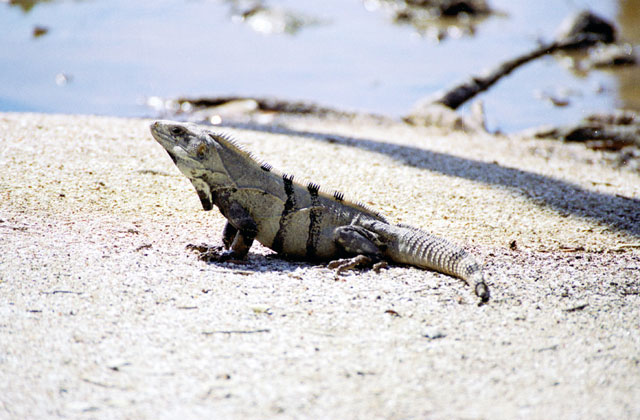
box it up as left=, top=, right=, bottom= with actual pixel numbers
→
left=197, top=250, right=335, bottom=274
left=231, top=123, right=640, bottom=239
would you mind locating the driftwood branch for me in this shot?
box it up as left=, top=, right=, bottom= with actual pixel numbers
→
left=430, top=11, right=617, bottom=110
left=529, top=109, right=640, bottom=151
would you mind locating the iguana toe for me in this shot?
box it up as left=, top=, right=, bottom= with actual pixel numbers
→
left=328, top=255, right=387, bottom=275
left=186, top=243, right=247, bottom=263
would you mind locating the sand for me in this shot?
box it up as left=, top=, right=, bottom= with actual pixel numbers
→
left=1, top=112, right=639, bottom=419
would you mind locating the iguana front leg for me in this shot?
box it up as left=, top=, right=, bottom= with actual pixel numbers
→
left=213, top=200, right=258, bottom=260
left=189, top=202, right=258, bottom=263
left=329, top=225, right=388, bottom=274
left=222, top=221, right=238, bottom=249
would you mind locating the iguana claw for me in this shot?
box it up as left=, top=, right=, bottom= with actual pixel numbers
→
left=186, top=243, right=248, bottom=264
left=328, top=255, right=388, bottom=274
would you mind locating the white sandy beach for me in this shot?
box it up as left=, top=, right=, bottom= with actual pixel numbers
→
left=1, top=112, right=639, bottom=419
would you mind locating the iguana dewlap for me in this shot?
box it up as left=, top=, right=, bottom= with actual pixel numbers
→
left=150, top=120, right=490, bottom=302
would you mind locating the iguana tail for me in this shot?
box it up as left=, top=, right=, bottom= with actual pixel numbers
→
left=392, top=225, right=490, bottom=302
left=361, top=219, right=490, bottom=302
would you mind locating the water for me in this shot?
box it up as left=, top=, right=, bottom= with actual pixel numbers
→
left=1, top=0, right=638, bottom=131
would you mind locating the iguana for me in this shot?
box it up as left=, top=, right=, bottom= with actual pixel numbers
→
left=149, top=120, right=490, bottom=302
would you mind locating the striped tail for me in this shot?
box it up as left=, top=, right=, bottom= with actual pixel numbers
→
left=388, top=225, right=490, bottom=302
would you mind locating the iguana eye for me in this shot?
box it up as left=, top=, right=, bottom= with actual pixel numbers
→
left=197, top=143, right=207, bottom=158
left=170, top=126, right=185, bottom=136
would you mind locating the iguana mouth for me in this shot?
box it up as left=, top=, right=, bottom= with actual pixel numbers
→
left=150, top=121, right=194, bottom=165
left=165, top=149, right=178, bottom=164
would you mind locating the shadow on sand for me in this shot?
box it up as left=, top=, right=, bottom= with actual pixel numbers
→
left=237, top=123, right=640, bottom=239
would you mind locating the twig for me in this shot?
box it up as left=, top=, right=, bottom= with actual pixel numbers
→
left=202, top=329, right=270, bottom=335
left=536, top=344, right=559, bottom=352
left=612, top=244, right=640, bottom=251
left=564, top=303, right=589, bottom=312
left=81, top=378, right=117, bottom=389
left=41, top=290, right=82, bottom=295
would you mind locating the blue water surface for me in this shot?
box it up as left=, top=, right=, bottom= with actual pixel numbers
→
left=0, top=0, right=634, bottom=131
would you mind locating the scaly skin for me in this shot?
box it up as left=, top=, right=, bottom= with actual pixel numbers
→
left=149, top=120, right=490, bottom=302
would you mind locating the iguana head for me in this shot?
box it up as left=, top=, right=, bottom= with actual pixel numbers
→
left=150, top=120, right=216, bottom=173
left=150, top=120, right=229, bottom=210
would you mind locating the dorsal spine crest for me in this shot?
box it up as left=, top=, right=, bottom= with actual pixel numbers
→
left=307, top=182, right=320, bottom=195
left=260, top=162, right=272, bottom=172
left=208, top=131, right=386, bottom=222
